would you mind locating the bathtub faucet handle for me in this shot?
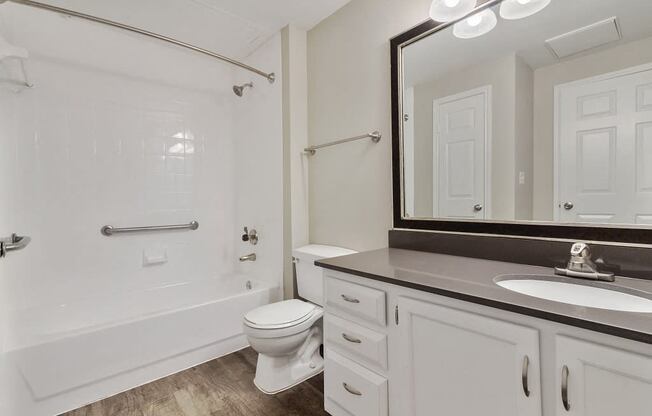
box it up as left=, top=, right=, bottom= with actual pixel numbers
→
left=242, top=226, right=258, bottom=245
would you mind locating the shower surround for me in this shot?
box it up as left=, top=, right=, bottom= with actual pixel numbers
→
left=0, top=3, right=283, bottom=415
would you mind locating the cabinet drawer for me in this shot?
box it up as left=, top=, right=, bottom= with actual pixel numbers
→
left=325, top=277, right=386, bottom=326
left=325, top=313, right=388, bottom=371
left=325, top=350, right=388, bottom=416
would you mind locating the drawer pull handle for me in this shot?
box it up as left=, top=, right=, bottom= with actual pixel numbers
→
left=561, top=365, right=570, bottom=411
left=341, top=294, right=360, bottom=304
left=342, top=333, right=362, bottom=344
left=522, top=355, right=530, bottom=397
left=343, top=382, right=362, bottom=396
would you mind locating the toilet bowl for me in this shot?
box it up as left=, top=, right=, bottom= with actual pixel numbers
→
left=243, top=299, right=324, bottom=394
left=243, top=244, right=356, bottom=394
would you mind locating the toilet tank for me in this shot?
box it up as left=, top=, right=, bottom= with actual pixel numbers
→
left=293, top=245, right=357, bottom=306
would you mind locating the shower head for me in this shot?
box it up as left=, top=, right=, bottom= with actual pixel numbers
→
left=233, top=82, right=253, bottom=97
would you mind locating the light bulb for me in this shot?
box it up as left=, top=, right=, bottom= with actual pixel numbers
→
left=467, top=14, right=482, bottom=27
left=500, top=0, right=550, bottom=20
left=453, top=8, right=497, bottom=39
left=429, top=0, right=477, bottom=22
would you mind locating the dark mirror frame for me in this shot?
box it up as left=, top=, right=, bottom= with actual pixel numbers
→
left=390, top=0, right=652, bottom=245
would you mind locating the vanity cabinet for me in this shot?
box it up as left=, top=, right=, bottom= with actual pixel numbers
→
left=322, top=270, right=652, bottom=416
left=555, top=336, right=652, bottom=416
left=395, top=296, right=542, bottom=416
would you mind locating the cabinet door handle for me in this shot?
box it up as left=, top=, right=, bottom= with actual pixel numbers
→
left=343, top=382, right=362, bottom=396
left=341, top=294, right=360, bottom=304
left=521, top=355, right=530, bottom=397
left=561, top=365, right=570, bottom=411
left=342, top=333, right=362, bottom=344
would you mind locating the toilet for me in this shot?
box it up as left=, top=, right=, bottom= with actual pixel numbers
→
left=243, top=244, right=357, bottom=394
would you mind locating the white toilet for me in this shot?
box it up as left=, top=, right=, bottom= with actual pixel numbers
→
left=243, top=244, right=357, bottom=394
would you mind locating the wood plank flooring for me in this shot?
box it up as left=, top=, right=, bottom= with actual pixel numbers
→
left=62, top=348, right=328, bottom=416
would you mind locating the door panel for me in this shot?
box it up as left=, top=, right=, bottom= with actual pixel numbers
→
left=557, top=67, right=652, bottom=224
left=433, top=87, right=488, bottom=219
left=637, top=83, right=652, bottom=111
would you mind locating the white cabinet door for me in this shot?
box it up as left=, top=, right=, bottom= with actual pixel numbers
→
left=395, top=296, right=541, bottom=416
left=433, top=86, right=489, bottom=219
left=555, top=336, right=652, bottom=416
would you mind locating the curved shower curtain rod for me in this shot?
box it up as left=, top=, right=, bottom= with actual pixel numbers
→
left=0, top=0, right=276, bottom=83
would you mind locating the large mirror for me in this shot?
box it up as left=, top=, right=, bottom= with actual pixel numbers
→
left=397, top=0, right=652, bottom=233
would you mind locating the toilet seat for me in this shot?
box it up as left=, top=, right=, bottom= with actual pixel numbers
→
left=244, top=300, right=323, bottom=339
left=245, top=299, right=316, bottom=329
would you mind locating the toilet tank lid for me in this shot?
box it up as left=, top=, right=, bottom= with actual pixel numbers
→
left=293, top=244, right=357, bottom=260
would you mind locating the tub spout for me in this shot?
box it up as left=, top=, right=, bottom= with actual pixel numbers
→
left=239, top=253, right=256, bottom=262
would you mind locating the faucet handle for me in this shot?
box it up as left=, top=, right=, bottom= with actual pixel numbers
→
left=570, top=242, right=589, bottom=258
left=241, top=226, right=258, bottom=245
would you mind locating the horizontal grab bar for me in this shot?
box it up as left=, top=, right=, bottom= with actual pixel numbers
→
left=101, top=221, right=199, bottom=236
left=304, top=131, right=381, bottom=155
left=0, top=233, right=31, bottom=258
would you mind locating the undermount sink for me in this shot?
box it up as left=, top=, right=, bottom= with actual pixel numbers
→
left=494, top=275, right=652, bottom=313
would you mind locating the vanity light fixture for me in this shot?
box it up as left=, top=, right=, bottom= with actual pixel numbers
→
left=499, top=0, right=551, bottom=20
left=453, top=9, right=497, bottom=39
left=429, top=0, right=477, bottom=23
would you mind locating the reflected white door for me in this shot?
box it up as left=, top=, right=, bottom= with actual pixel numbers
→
left=433, top=86, right=489, bottom=219
left=556, top=65, right=652, bottom=224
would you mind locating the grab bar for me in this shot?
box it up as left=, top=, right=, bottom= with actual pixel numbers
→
left=304, top=131, right=381, bottom=155
left=0, top=233, right=32, bottom=258
left=101, top=221, right=199, bottom=236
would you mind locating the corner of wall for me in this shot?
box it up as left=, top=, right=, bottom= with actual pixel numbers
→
left=282, top=24, right=309, bottom=299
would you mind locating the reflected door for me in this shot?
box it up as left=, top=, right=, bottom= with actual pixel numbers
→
left=433, top=86, right=489, bottom=219
left=556, top=65, right=652, bottom=224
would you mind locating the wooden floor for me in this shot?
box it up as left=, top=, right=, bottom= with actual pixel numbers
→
left=62, top=348, right=328, bottom=416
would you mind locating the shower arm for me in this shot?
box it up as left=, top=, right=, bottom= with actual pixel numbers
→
left=1, top=0, right=275, bottom=83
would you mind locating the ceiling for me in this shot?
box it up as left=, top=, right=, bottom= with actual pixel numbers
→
left=0, top=0, right=351, bottom=93
left=403, top=0, right=652, bottom=87
left=4, top=0, right=351, bottom=59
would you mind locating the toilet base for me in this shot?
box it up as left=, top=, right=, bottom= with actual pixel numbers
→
left=253, top=360, right=323, bottom=395
left=252, top=327, right=324, bottom=394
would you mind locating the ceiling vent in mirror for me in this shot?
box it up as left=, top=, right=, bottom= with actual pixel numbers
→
left=429, top=0, right=477, bottom=23
left=545, top=17, right=622, bottom=59
left=453, top=9, right=497, bottom=39
left=499, top=0, right=551, bottom=20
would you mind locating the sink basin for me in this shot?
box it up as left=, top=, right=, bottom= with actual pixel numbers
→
left=494, top=275, right=652, bottom=313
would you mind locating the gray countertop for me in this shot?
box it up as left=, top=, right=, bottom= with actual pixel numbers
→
left=316, top=248, right=652, bottom=344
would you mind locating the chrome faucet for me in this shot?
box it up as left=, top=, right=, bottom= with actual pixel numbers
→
left=554, top=242, right=615, bottom=282
left=239, top=253, right=256, bottom=262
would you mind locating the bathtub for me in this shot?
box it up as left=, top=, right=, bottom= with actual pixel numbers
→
left=1, top=276, right=278, bottom=416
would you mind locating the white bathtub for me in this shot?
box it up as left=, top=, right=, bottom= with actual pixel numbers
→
left=1, top=276, right=278, bottom=416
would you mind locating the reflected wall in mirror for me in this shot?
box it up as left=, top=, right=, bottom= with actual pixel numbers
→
left=400, top=0, right=652, bottom=228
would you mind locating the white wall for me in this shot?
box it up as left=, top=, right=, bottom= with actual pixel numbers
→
left=282, top=25, right=309, bottom=299
left=411, top=54, right=521, bottom=220
left=514, top=55, right=534, bottom=221
left=307, top=0, right=431, bottom=251
left=233, top=34, right=284, bottom=295
left=0, top=5, right=283, bottom=316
